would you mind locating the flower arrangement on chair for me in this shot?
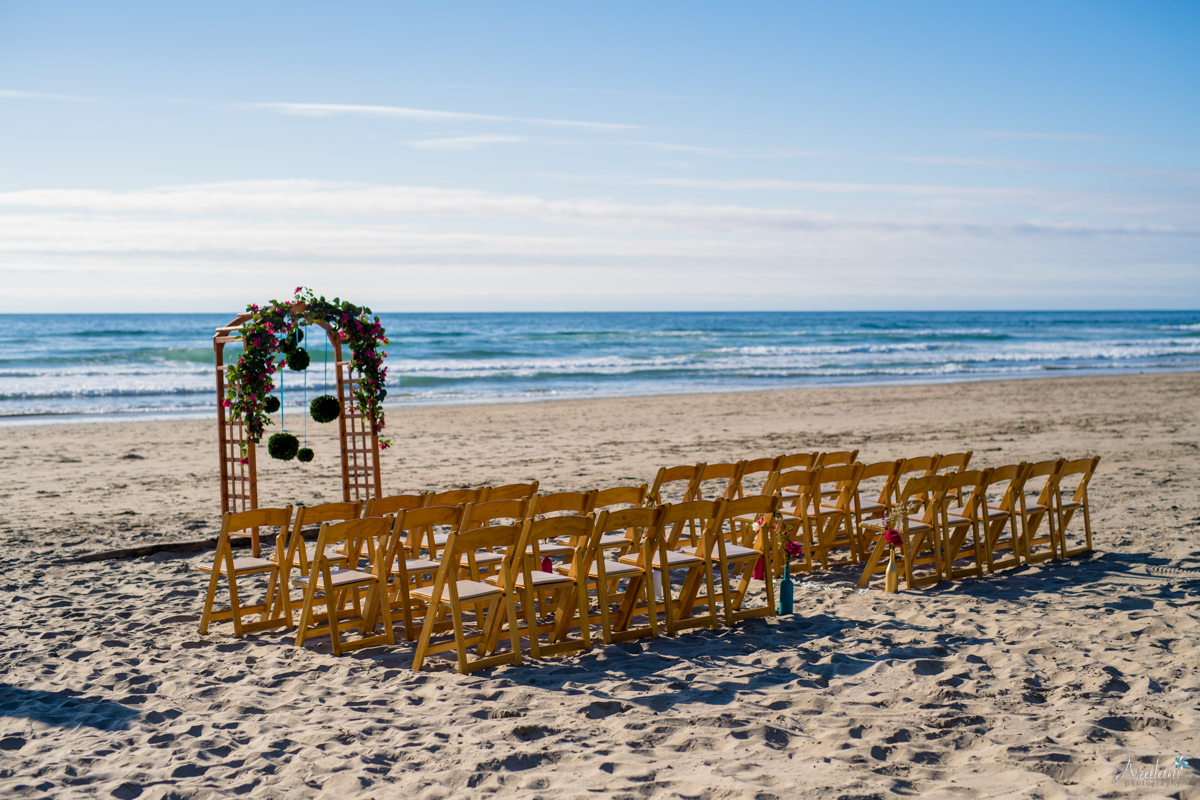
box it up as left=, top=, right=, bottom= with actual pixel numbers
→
left=880, top=503, right=916, bottom=593
left=752, top=515, right=803, bottom=614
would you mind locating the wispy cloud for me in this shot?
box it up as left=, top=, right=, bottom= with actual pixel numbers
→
left=249, top=101, right=641, bottom=131
left=970, top=129, right=1197, bottom=147
left=1, top=180, right=1194, bottom=240
left=406, top=134, right=527, bottom=150
left=0, top=88, right=98, bottom=102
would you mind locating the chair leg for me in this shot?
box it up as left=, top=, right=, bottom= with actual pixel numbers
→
left=199, top=564, right=222, bottom=635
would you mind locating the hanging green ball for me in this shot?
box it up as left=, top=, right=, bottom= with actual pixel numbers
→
left=297, top=447, right=314, bottom=463
left=286, top=348, right=310, bottom=371
left=310, top=395, right=341, bottom=424
left=263, top=396, right=281, bottom=413
left=267, top=432, right=299, bottom=461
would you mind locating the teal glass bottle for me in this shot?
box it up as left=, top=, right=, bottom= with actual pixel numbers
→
left=779, top=562, right=794, bottom=615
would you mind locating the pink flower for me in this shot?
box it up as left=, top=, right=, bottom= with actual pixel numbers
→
left=294, top=286, right=303, bottom=294
left=222, top=400, right=231, bottom=407
left=884, top=530, right=902, bottom=548
left=783, top=541, right=804, bottom=558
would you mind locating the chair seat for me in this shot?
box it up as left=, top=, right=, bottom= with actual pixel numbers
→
left=598, top=533, right=632, bottom=547
left=198, top=557, right=276, bottom=575
left=679, top=542, right=762, bottom=560
left=412, top=579, right=502, bottom=604
left=527, top=542, right=574, bottom=557
left=588, top=559, right=642, bottom=578
left=817, top=504, right=849, bottom=515
left=857, top=499, right=886, bottom=513
left=459, top=550, right=504, bottom=566
left=487, top=570, right=572, bottom=589
left=1025, top=503, right=1049, bottom=513
left=946, top=509, right=1007, bottom=525
left=393, top=557, right=441, bottom=573
left=622, top=549, right=702, bottom=569
left=862, top=516, right=933, bottom=534
left=1059, top=500, right=1083, bottom=511
left=292, top=568, right=375, bottom=588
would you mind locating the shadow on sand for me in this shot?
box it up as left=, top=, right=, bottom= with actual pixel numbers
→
left=0, top=684, right=139, bottom=732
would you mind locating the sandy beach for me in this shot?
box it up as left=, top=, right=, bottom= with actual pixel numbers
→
left=2, top=371, right=1199, bottom=798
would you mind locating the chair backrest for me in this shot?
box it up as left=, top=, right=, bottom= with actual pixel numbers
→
left=287, top=501, right=362, bottom=569
left=392, top=504, right=462, bottom=557
left=294, top=501, right=362, bottom=528
left=519, top=514, right=593, bottom=568
left=425, top=488, right=484, bottom=507
left=898, top=455, right=940, bottom=477
left=897, top=475, right=950, bottom=523
left=460, top=498, right=530, bottom=529
left=590, top=484, right=647, bottom=511
left=660, top=499, right=720, bottom=548
left=857, top=459, right=901, bottom=502
left=695, top=461, right=746, bottom=500
left=941, top=469, right=992, bottom=520
left=817, top=450, right=859, bottom=468
left=222, top=505, right=294, bottom=558
left=484, top=481, right=540, bottom=502
left=440, top=524, right=522, bottom=589
left=1025, top=458, right=1066, bottom=506
left=529, top=491, right=591, bottom=517
left=1057, top=456, right=1100, bottom=503
left=365, top=493, right=425, bottom=517
left=770, top=469, right=817, bottom=514
left=591, top=506, right=663, bottom=561
left=715, top=495, right=781, bottom=540
left=649, top=463, right=705, bottom=504
left=982, top=463, right=1028, bottom=513
left=815, top=463, right=864, bottom=508
left=936, top=451, right=973, bottom=475
left=777, top=451, right=819, bottom=471
left=732, top=457, right=780, bottom=499
left=314, top=515, right=394, bottom=570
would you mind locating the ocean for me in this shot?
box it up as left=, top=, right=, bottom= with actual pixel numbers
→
left=1, top=310, right=1198, bottom=423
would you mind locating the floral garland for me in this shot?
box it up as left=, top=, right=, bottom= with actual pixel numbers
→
left=222, top=287, right=391, bottom=462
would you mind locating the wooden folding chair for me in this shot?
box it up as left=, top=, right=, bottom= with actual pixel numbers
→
left=772, top=470, right=817, bottom=575
left=384, top=505, right=463, bottom=641
left=849, top=460, right=901, bottom=553
left=648, top=462, right=705, bottom=505
left=776, top=452, right=819, bottom=504
left=694, top=461, right=747, bottom=501
left=199, top=506, right=294, bottom=638
left=857, top=475, right=948, bottom=590
left=282, top=501, right=363, bottom=624
left=727, top=457, right=780, bottom=545
left=589, top=484, right=648, bottom=553
left=686, top=495, right=781, bottom=626
left=485, top=481, right=540, bottom=502
left=294, top=516, right=396, bottom=655
left=815, top=450, right=859, bottom=500
left=411, top=524, right=523, bottom=674
left=457, top=498, right=531, bottom=580
left=631, top=500, right=721, bottom=634
left=934, top=451, right=974, bottom=507
left=1055, top=456, right=1100, bottom=558
left=585, top=507, right=664, bottom=644
left=527, top=491, right=591, bottom=564
left=940, top=469, right=992, bottom=581
left=1020, top=458, right=1065, bottom=564
left=365, top=492, right=427, bottom=517
left=502, top=515, right=592, bottom=659
left=892, top=455, right=941, bottom=505
left=978, top=463, right=1028, bottom=573
left=810, top=463, right=865, bottom=567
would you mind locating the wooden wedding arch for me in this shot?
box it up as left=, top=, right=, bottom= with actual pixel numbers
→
left=213, top=309, right=382, bottom=515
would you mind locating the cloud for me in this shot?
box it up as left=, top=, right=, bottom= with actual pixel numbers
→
left=0, top=180, right=1194, bottom=241
left=249, top=101, right=641, bottom=131
left=970, top=129, right=1197, bottom=147
left=406, top=134, right=527, bottom=150
left=0, top=88, right=97, bottom=102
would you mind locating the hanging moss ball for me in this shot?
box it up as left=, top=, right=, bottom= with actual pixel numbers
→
left=297, top=447, right=314, bottom=463
left=268, top=432, right=300, bottom=461
left=263, top=396, right=281, bottom=414
left=310, top=394, right=341, bottom=424
left=285, top=348, right=310, bottom=371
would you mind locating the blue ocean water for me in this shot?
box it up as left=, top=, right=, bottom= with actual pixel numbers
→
left=1, top=311, right=1198, bottom=421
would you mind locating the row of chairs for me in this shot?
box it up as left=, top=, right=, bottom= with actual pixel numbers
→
left=198, top=484, right=786, bottom=673
left=196, top=451, right=1099, bottom=670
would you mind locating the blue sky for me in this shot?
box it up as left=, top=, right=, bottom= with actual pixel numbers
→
left=1, top=1, right=1197, bottom=311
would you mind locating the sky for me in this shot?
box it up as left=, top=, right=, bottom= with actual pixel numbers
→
left=1, top=1, right=1197, bottom=312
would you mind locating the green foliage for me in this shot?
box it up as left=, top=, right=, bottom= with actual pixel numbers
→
left=268, top=432, right=299, bottom=461
left=310, top=394, right=341, bottom=424
left=297, top=447, right=314, bottom=463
